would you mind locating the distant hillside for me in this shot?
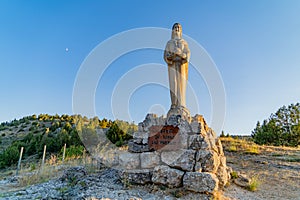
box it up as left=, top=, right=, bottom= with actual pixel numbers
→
left=0, top=114, right=136, bottom=169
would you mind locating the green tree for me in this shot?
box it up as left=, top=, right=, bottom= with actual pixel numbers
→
left=252, top=103, right=300, bottom=147
left=106, top=122, right=133, bottom=146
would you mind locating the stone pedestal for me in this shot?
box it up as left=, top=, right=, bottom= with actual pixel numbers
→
left=167, top=106, right=191, bottom=125
left=119, top=113, right=231, bottom=196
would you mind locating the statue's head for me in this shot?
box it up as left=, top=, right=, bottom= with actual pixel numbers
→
left=172, top=23, right=182, bottom=39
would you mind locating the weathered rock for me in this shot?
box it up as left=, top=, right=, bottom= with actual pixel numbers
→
left=97, top=150, right=119, bottom=168
left=118, top=152, right=140, bottom=169
left=192, top=114, right=209, bottom=132
left=128, top=140, right=149, bottom=153
left=119, top=169, right=153, bottom=185
left=217, top=156, right=231, bottom=187
left=138, top=113, right=165, bottom=132
left=190, top=121, right=200, bottom=133
left=176, top=131, right=189, bottom=149
left=234, top=173, right=250, bottom=188
left=140, top=152, right=161, bottom=169
left=123, top=113, right=231, bottom=194
left=60, top=166, right=88, bottom=183
left=152, top=165, right=184, bottom=188
left=183, top=172, right=219, bottom=193
left=161, top=149, right=196, bottom=171
left=216, top=165, right=229, bottom=187
left=201, top=136, right=211, bottom=150
left=133, top=131, right=149, bottom=144
left=216, top=138, right=224, bottom=155
left=188, top=134, right=204, bottom=150
left=195, top=150, right=220, bottom=173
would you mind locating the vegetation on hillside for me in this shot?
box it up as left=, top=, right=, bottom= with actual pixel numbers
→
left=252, top=103, right=300, bottom=147
left=0, top=114, right=136, bottom=169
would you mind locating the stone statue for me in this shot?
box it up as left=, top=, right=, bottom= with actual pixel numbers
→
left=164, top=23, right=191, bottom=123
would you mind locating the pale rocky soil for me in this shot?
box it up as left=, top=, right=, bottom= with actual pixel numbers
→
left=0, top=139, right=299, bottom=200
left=222, top=138, right=300, bottom=200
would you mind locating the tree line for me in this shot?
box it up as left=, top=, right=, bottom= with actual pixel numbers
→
left=252, top=103, right=300, bottom=147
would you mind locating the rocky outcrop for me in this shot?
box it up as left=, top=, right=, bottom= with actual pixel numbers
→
left=118, top=114, right=231, bottom=196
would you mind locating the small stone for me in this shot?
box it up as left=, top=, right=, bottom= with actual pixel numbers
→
left=152, top=165, right=184, bottom=188
left=234, top=174, right=250, bottom=188
left=183, top=172, right=219, bottom=193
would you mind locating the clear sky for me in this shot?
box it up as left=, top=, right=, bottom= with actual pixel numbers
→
left=1, top=0, right=300, bottom=135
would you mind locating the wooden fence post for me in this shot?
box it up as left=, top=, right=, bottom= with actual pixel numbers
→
left=62, top=143, right=66, bottom=162
left=41, top=145, right=47, bottom=171
left=16, top=147, right=24, bottom=175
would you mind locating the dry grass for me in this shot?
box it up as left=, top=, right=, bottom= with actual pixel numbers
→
left=221, top=137, right=261, bottom=154
left=16, top=154, right=99, bottom=187
left=222, top=137, right=300, bottom=199
left=247, top=175, right=261, bottom=192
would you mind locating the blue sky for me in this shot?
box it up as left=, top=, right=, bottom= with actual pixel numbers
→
left=1, top=0, right=300, bottom=135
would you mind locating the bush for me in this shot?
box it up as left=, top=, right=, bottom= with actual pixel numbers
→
left=0, top=145, right=20, bottom=168
left=247, top=175, right=260, bottom=191
left=60, top=145, right=85, bottom=159
left=106, top=122, right=133, bottom=146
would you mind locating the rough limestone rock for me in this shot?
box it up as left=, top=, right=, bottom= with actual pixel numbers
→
left=118, top=152, right=140, bottom=169
left=216, top=138, right=224, bottom=155
left=124, top=113, right=231, bottom=195
left=119, top=169, right=153, bottom=185
left=152, top=165, right=184, bottom=188
left=60, top=166, right=88, bottom=183
left=133, top=131, right=149, bottom=144
left=217, top=164, right=229, bottom=187
left=128, top=140, right=149, bottom=153
left=234, top=173, right=251, bottom=188
left=161, top=149, right=195, bottom=171
left=188, top=134, right=204, bottom=150
left=183, top=172, right=219, bottom=193
left=195, top=150, right=220, bottom=173
left=140, top=152, right=160, bottom=169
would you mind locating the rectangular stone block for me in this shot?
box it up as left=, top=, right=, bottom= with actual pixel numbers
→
left=183, top=172, right=219, bottom=193
left=118, top=152, right=140, bottom=169
left=161, top=149, right=196, bottom=172
left=140, top=152, right=161, bottom=169
left=152, top=165, right=184, bottom=188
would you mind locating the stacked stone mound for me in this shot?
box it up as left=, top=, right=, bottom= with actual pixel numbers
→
left=118, top=113, right=231, bottom=195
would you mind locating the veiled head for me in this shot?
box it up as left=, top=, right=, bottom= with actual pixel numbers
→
left=172, top=23, right=182, bottom=39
